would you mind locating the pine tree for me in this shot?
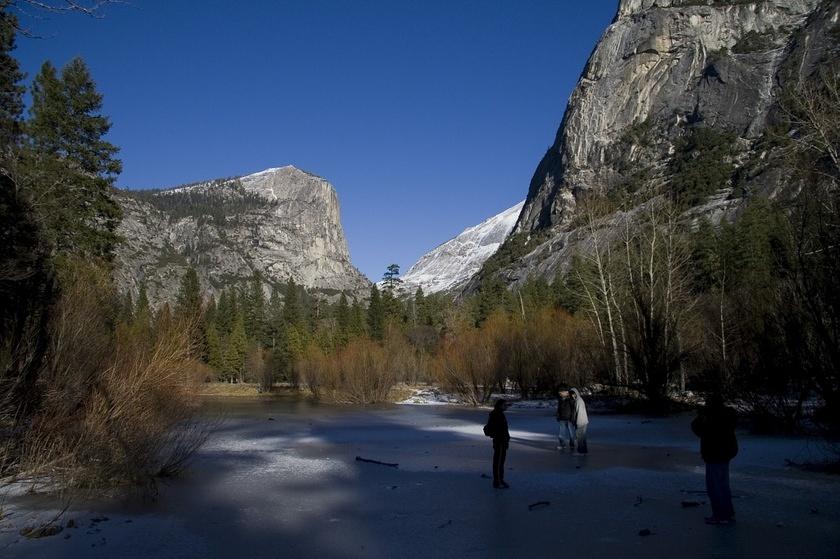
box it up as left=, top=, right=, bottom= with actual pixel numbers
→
left=205, top=322, right=224, bottom=373
left=0, top=6, right=24, bottom=148
left=204, top=294, right=217, bottom=327
left=224, top=312, right=248, bottom=382
left=30, top=57, right=121, bottom=177
left=335, top=293, right=351, bottom=346
left=216, top=289, right=231, bottom=333
left=246, top=271, right=266, bottom=343
left=28, top=61, right=63, bottom=154
left=382, top=263, right=402, bottom=292
left=350, top=300, right=366, bottom=337
left=134, top=282, right=151, bottom=330
left=282, top=277, right=301, bottom=328
left=367, top=284, right=385, bottom=340
left=552, top=268, right=581, bottom=314
left=26, top=57, right=123, bottom=261
left=413, top=287, right=426, bottom=326
left=266, top=284, right=283, bottom=348
left=175, top=266, right=202, bottom=319
left=381, top=288, right=403, bottom=325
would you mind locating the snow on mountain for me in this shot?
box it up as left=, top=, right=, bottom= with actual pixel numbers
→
left=395, top=201, right=525, bottom=294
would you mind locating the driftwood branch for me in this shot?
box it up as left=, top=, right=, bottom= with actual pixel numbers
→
left=355, top=456, right=399, bottom=468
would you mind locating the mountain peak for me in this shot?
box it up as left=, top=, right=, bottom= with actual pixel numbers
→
left=395, top=201, right=525, bottom=294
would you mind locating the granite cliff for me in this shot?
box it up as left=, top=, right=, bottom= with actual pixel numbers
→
left=480, top=0, right=838, bottom=286
left=114, top=166, right=369, bottom=306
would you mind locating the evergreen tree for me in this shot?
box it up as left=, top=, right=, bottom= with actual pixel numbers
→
left=669, top=127, right=735, bottom=207
left=216, top=289, right=231, bottom=333
left=367, top=284, right=385, bottom=340
left=175, top=266, right=202, bottom=319
left=349, top=300, right=366, bottom=337
left=382, top=263, right=402, bottom=292
left=0, top=7, right=24, bottom=148
left=246, top=271, right=266, bottom=343
left=29, top=57, right=121, bottom=177
left=473, top=276, right=509, bottom=326
left=282, top=277, right=301, bottom=328
left=552, top=267, right=582, bottom=314
left=381, top=288, right=404, bottom=325
left=228, top=289, right=239, bottom=331
left=205, top=322, right=224, bottom=373
left=266, top=284, right=283, bottom=348
left=134, top=282, right=151, bottom=330
left=224, top=312, right=248, bottom=381
left=335, top=293, right=351, bottom=346
left=413, top=286, right=426, bottom=326
left=25, top=57, right=122, bottom=261
left=204, top=294, right=217, bottom=328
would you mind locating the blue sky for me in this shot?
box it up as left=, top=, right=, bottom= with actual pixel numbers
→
left=13, top=0, right=617, bottom=281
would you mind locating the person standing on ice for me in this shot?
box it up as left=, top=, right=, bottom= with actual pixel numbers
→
left=569, top=388, right=588, bottom=453
left=485, top=398, right=510, bottom=489
left=555, top=389, right=575, bottom=450
left=691, top=392, right=738, bottom=525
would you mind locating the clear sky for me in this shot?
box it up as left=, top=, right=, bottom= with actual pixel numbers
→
left=13, top=0, right=617, bottom=282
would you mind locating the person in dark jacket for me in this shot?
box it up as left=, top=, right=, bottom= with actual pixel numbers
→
left=486, top=399, right=511, bottom=489
left=691, top=392, right=738, bottom=525
left=556, top=390, right=575, bottom=450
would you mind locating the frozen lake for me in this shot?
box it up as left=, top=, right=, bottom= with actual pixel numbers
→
left=2, top=397, right=839, bottom=558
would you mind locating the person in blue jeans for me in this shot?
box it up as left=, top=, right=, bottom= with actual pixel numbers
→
left=556, top=389, right=575, bottom=450
left=691, top=392, right=738, bottom=525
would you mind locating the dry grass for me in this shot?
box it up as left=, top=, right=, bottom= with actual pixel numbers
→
left=387, top=383, right=417, bottom=403
left=2, top=262, right=208, bottom=493
left=198, top=382, right=273, bottom=397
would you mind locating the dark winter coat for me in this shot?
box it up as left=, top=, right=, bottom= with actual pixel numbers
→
left=486, top=408, right=510, bottom=443
left=556, top=397, right=573, bottom=421
left=691, top=405, right=738, bottom=463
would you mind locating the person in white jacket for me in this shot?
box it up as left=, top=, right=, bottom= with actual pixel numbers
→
left=570, top=388, right=589, bottom=454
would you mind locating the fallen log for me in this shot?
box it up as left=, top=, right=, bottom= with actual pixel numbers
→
left=355, top=456, right=399, bottom=468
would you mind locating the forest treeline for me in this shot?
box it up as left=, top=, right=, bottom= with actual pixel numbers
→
left=138, top=62, right=840, bottom=440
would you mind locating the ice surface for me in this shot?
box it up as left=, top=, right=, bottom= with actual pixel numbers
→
left=2, top=402, right=838, bottom=559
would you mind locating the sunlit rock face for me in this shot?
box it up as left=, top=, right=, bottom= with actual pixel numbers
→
left=460, top=0, right=838, bottom=292
left=396, top=201, right=525, bottom=294
left=114, top=166, right=370, bottom=306
left=516, top=0, right=832, bottom=234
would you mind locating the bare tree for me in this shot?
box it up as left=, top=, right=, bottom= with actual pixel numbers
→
left=619, top=199, right=696, bottom=407
left=573, top=195, right=626, bottom=387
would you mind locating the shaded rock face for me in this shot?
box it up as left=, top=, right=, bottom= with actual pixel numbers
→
left=516, top=0, right=833, bottom=235
left=114, top=166, right=370, bottom=306
left=397, top=201, right=525, bottom=294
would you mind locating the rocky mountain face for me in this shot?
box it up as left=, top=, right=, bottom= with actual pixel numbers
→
left=483, top=0, right=838, bottom=286
left=114, top=166, right=370, bottom=306
left=396, top=201, right=525, bottom=294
